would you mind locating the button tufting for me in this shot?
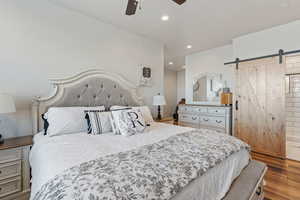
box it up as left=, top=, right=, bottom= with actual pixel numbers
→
left=86, top=84, right=89, bottom=88
left=107, top=95, right=111, bottom=98
left=93, top=95, right=97, bottom=98
left=101, top=84, right=104, bottom=88
left=77, top=95, right=81, bottom=98
left=120, top=94, right=123, bottom=98
left=114, top=85, right=117, bottom=88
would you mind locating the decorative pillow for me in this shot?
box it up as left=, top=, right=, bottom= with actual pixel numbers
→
left=132, top=106, right=154, bottom=124
left=111, top=109, right=146, bottom=136
left=44, top=106, right=105, bottom=136
left=111, top=105, right=153, bottom=125
left=85, top=111, right=112, bottom=135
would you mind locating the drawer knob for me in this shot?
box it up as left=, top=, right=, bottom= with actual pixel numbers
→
left=203, top=119, right=209, bottom=122
left=216, top=120, right=222, bottom=123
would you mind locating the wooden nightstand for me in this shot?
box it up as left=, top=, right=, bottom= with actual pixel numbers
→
left=0, top=136, right=32, bottom=200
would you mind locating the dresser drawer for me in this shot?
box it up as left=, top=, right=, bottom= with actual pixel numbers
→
left=178, top=106, right=193, bottom=113
left=0, top=161, right=21, bottom=181
left=179, top=114, right=199, bottom=124
left=207, top=108, right=226, bottom=115
left=0, top=149, right=22, bottom=164
left=200, top=116, right=226, bottom=128
left=0, top=177, right=21, bottom=198
left=191, top=107, right=208, bottom=114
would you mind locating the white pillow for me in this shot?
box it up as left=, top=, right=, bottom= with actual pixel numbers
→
left=85, top=111, right=112, bottom=134
left=45, top=106, right=105, bottom=136
left=111, top=109, right=146, bottom=136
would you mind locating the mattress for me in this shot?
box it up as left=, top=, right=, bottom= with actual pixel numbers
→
left=29, top=122, right=250, bottom=200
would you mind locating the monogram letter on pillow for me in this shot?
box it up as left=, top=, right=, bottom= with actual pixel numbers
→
left=111, top=109, right=146, bottom=136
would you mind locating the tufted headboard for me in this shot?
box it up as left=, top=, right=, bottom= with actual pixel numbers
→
left=32, top=69, right=143, bottom=133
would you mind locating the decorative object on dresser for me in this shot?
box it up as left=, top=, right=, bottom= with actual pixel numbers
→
left=173, top=98, right=186, bottom=122
left=153, top=94, right=166, bottom=120
left=220, top=87, right=233, bottom=105
left=0, top=135, right=32, bottom=200
left=178, top=104, right=232, bottom=135
left=0, top=94, right=16, bottom=144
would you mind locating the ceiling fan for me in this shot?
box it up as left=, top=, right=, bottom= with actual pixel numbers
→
left=126, top=0, right=186, bottom=15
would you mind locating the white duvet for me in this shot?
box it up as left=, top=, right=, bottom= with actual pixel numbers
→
left=30, top=122, right=249, bottom=200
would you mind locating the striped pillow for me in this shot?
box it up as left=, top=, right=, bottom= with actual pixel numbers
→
left=85, top=111, right=113, bottom=135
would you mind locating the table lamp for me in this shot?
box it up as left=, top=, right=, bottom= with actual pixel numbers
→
left=0, top=94, right=16, bottom=144
left=153, top=94, right=166, bottom=120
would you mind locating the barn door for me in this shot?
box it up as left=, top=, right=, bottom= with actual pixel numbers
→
left=235, top=57, right=286, bottom=158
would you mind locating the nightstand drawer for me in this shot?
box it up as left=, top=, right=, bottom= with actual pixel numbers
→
left=0, top=149, right=22, bottom=163
left=0, top=161, right=21, bottom=181
left=0, top=177, right=21, bottom=198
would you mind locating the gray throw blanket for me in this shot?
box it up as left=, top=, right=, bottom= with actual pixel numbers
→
left=33, top=129, right=250, bottom=200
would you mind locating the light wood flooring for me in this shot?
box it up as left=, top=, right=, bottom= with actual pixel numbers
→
left=252, top=152, right=300, bottom=200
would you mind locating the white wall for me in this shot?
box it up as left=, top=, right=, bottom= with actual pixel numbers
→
left=233, top=20, right=300, bottom=59
left=185, top=45, right=234, bottom=104
left=164, top=69, right=177, bottom=118
left=177, top=69, right=185, bottom=102
left=0, top=0, right=164, bottom=138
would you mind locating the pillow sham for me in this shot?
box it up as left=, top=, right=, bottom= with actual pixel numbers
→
left=85, top=111, right=112, bottom=135
left=110, top=105, right=154, bottom=125
left=111, top=109, right=146, bottom=136
left=44, top=106, right=105, bottom=136
left=132, top=106, right=154, bottom=124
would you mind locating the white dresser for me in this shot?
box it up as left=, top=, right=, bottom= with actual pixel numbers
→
left=0, top=136, right=32, bottom=200
left=178, top=104, right=232, bottom=135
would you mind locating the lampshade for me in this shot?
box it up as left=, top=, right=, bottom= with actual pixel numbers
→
left=153, top=95, right=166, bottom=106
left=0, top=94, right=16, bottom=114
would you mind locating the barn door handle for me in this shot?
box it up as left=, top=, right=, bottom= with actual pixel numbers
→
left=235, top=100, right=239, bottom=110
left=256, top=186, right=262, bottom=196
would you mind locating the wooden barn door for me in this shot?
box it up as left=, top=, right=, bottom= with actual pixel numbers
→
left=235, top=57, right=286, bottom=158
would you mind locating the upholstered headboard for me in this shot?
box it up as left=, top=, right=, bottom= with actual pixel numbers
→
left=32, top=69, right=143, bottom=133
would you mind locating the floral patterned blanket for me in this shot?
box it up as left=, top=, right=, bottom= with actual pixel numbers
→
left=33, top=129, right=250, bottom=200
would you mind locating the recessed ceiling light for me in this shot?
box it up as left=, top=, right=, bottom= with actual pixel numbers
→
left=161, top=15, right=169, bottom=21
left=169, top=62, right=173, bottom=65
left=187, top=45, right=192, bottom=49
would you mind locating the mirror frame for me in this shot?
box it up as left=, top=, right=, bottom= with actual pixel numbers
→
left=192, top=72, right=224, bottom=105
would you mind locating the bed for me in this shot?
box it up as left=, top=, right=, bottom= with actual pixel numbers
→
left=30, top=69, right=266, bottom=200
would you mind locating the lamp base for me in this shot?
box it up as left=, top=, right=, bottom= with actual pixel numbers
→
left=157, top=105, right=162, bottom=120
left=0, top=134, right=4, bottom=144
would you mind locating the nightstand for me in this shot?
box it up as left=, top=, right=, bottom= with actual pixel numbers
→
left=0, top=136, right=32, bottom=200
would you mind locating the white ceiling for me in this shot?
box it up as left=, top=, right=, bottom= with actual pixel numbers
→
left=49, top=0, right=300, bottom=70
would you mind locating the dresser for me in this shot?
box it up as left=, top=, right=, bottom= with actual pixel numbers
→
left=0, top=136, right=32, bottom=200
left=178, top=104, right=232, bottom=135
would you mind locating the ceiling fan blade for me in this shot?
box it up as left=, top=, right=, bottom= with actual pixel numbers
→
left=172, top=0, right=186, bottom=5
left=126, top=0, right=138, bottom=15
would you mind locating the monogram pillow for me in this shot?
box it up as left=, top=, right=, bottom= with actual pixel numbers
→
left=111, top=109, right=146, bottom=136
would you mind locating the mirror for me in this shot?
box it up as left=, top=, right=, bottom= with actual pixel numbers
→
left=193, top=73, right=224, bottom=102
